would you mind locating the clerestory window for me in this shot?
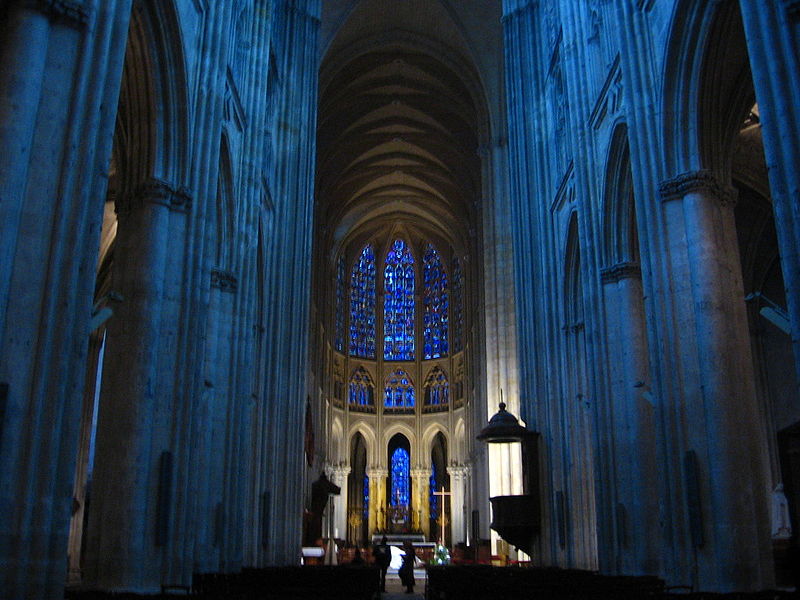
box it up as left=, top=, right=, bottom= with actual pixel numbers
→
left=383, top=239, right=415, bottom=361
left=349, top=244, right=376, bottom=358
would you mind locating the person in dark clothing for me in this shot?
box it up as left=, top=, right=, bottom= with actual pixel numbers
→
left=373, top=535, right=391, bottom=592
left=351, top=547, right=365, bottom=565
left=399, top=541, right=416, bottom=594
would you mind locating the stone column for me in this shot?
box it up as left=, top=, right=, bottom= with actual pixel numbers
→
left=83, top=179, right=190, bottom=592
left=0, top=3, right=50, bottom=345
left=411, top=468, right=432, bottom=540
left=447, top=465, right=470, bottom=546
left=254, top=0, right=321, bottom=565
left=367, top=468, right=387, bottom=537
left=659, top=171, right=773, bottom=590
left=599, top=263, right=659, bottom=575
left=326, top=464, right=351, bottom=540
left=0, top=2, right=132, bottom=598
left=739, top=2, right=800, bottom=386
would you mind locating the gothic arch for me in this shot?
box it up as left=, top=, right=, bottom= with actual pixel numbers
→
left=453, top=418, right=466, bottom=463
left=214, top=132, right=236, bottom=268
left=330, top=418, right=345, bottom=465
left=421, top=423, right=450, bottom=458
left=116, top=0, right=189, bottom=194
left=563, top=212, right=584, bottom=326
left=381, top=423, right=417, bottom=463
left=601, top=123, right=638, bottom=268
left=661, top=0, right=754, bottom=181
left=347, top=423, right=378, bottom=468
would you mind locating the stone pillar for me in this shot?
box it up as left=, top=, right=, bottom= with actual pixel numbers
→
left=659, top=171, right=773, bottom=591
left=0, top=3, right=50, bottom=345
left=411, top=468, right=432, bottom=540
left=367, top=468, right=387, bottom=537
left=83, top=179, right=190, bottom=592
left=599, top=263, right=659, bottom=575
left=447, top=465, right=470, bottom=546
left=739, top=1, right=800, bottom=387
left=0, top=2, right=132, bottom=598
left=254, top=0, right=321, bottom=565
left=326, top=464, right=350, bottom=540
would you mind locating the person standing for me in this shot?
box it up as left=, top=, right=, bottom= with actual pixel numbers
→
left=373, top=536, right=391, bottom=592
left=399, top=541, right=416, bottom=594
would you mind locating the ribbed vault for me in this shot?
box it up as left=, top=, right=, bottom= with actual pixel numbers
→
left=316, top=47, right=481, bottom=255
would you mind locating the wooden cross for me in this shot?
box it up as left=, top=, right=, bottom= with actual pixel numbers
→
left=433, top=486, right=452, bottom=545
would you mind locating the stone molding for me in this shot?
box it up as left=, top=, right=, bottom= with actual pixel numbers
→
left=366, top=467, right=388, bottom=479
left=410, top=468, right=432, bottom=479
left=600, top=261, right=641, bottom=284
left=325, top=464, right=351, bottom=482
left=446, top=465, right=470, bottom=480
left=658, top=169, right=737, bottom=207
left=24, top=0, right=90, bottom=27
left=118, top=178, right=193, bottom=214
left=211, top=269, right=238, bottom=293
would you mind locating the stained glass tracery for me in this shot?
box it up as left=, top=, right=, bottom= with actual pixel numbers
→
left=348, top=367, right=375, bottom=410
left=452, top=257, right=464, bottom=353
left=423, top=244, right=448, bottom=359
left=349, top=245, right=376, bottom=358
left=423, top=367, right=449, bottom=409
left=335, top=255, right=345, bottom=352
left=383, top=239, right=415, bottom=361
left=390, top=447, right=410, bottom=507
left=384, top=369, right=415, bottom=409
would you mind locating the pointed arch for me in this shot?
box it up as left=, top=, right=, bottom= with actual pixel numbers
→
left=215, top=132, right=235, bottom=268
left=564, top=212, right=584, bottom=326
left=388, top=433, right=411, bottom=507
left=602, top=123, right=639, bottom=268
left=116, top=0, right=189, bottom=195
left=661, top=0, right=754, bottom=180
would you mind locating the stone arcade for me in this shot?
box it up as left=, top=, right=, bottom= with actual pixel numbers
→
left=1, top=0, right=799, bottom=598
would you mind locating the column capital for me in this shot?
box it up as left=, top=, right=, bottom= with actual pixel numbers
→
left=600, top=261, right=641, bottom=284
left=410, top=468, right=432, bottom=479
left=117, top=178, right=193, bottom=214
left=22, top=0, right=90, bottom=27
left=325, top=463, right=351, bottom=482
left=366, top=467, right=387, bottom=479
left=658, top=169, right=737, bottom=207
left=446, top=465, right=470, bottom=479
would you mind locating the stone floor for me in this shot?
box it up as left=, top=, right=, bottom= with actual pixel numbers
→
left=380, top=568, right=426, bottom=600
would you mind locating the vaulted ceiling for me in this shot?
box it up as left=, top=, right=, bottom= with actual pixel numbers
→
left=316, top=45, right=482, bottom=260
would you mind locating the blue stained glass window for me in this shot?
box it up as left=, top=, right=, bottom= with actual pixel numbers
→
left=335, top=255, right=345, bottom=352
left=384, top=369, right=415, bottom=408
left=452, top=257, right=463, bottom=353
left=363, top=474, right=370, bottom=518
left=350, top=245, right=376, bottom=358
left=391, top=447, right=410, bottom=506
left=424, top=367, right=449, bottom=407
left=349, top=367, right=374, bottom=407
left=423, top=244, right=448, bottom=359
left=429, top=462, right=438, bottom=520
left=383, top=239, right=415, bottom=360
